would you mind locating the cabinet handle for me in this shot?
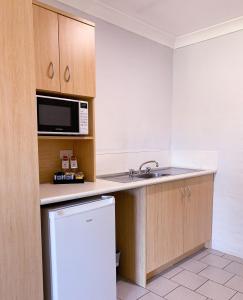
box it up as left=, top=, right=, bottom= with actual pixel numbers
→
left=186, top=186, right=191, bottom=198
left=180, top=187, right=186, bottom=199
left=64, top=65, right=71, bottom=82
left=48, top=62, right=54, bottom=79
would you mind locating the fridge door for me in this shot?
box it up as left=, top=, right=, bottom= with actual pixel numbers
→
left=48, top=197, right=116, bottom=300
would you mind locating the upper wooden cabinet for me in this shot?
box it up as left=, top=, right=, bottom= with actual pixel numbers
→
left=59, top=15, right=95, bottom=96
left=33, top=5, right=60, bottom=92
left=33, top=4, right=96, bottom=97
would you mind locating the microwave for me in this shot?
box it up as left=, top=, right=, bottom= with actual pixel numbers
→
left=37, top=95, right=89, bottom=135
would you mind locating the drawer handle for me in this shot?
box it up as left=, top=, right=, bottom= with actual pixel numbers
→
left=48, top=62, right=54, bottom=79
left=64, top=65, right=71, bottom=82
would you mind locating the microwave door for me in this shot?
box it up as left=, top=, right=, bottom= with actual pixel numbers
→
left=37, top=97, right=79, bottom=135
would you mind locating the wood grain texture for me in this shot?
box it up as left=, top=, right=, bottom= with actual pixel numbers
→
left=147, top=244, right=205, bottom=280
left=74, top=139, right=96, bottom=182
left=146, top=181, right=184, bottom=273
left=38, top=135, right=94, bottom=140
left=59, top=15, right=96, bottom=97
left=33, top=4, right=60, bottom=92
left=183, top=175, right=214, bottom=252
left=38, top=139, right=96, bottom=183
left=115, top=189, right=147, bottom=287
left=33, top=0, right=95, bottom=27
left=38, top=139, right=74, bottom=183
left=0, top=1, right=43, bottom=299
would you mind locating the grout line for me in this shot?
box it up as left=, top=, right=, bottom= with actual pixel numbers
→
left=152, top=283, right=181, bottom=298
left=194, top=278, right=210, bottom=291
left=136, top=290, right=150, bottom=299
left=223, top=273, right=236, bottom=286
left=223, top=260, right=234, bottom=270
left=196, top=279, right=238, bottom=299
left=165, top=268, right=184, bottom=279
left=229, top=290, right=239, bottom=300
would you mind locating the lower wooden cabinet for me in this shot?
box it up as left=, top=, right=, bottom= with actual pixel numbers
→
left=115, top=174, right=214, bottom=287
left=183, top=176, right=214, bottom=252
left=146, top=181, right=184, bottom=273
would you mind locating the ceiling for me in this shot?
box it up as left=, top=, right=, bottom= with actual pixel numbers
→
left=57, top=0, right=243, bottom=48
left=97, top=0, right=243, bottom=36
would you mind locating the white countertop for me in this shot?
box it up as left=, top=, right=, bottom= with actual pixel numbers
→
left=40, top=169, right=216, bottom=205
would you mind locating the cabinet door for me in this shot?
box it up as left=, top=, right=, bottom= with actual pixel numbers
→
left=33, top=5, right=60, bottom=92
left=146, top=181, right=184, bottom=273
left=183, top=175, right=214, bottom=252
left=59, top=15, right=96, bottom=97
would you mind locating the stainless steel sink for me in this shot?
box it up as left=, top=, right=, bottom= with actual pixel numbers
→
left=136, top=172, right=171, bottom=179
left=98, top=167, right=201, bottom=183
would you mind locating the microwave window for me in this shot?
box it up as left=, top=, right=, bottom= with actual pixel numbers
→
left=39, top=104, right=71, bottom=126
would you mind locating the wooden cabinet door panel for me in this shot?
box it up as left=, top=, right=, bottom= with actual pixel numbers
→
left=33, top=5, right=60, bottom=91
left=146, top=181, right=184, bottom=273
left=59, top=15, right=95, bottom=97
left=184, top=175, right=214, bottom=252
left=0, top=1, right=43, bottom=298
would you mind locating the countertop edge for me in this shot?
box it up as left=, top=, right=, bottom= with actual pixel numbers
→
left=40, top=169, right=216, bottom=205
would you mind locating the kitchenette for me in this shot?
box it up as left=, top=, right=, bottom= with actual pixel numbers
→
left=40, top=164, right=215, bottom=299
left=34, top=1, right=216, bottom=299
left=7, top=0, right=243, bottom=299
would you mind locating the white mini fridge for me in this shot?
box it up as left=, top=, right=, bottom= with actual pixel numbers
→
left=41, top=196, right=116, bottom=300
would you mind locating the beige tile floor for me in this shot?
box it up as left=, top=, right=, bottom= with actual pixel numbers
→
left=117, top=248, right=243, bottom=300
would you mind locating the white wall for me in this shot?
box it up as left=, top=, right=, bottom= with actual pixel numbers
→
left=95, top=20, right=173, bottom=174
left=42, top=0, right=173, bottom=174
left=172, top=30, right=243, bottom=257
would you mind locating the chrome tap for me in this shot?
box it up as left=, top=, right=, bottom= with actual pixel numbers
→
left=138, top=160, right=159, bottom=174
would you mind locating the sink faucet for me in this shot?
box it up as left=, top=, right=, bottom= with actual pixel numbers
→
left=138, top=160, right=159, bottom=174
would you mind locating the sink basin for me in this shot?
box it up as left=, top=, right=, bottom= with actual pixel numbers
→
left=136, top=172, right=170, bottom=179
left=98, top=167, right=201, bottom=183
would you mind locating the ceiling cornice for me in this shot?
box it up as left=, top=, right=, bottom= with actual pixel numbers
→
left=55, top=0, right=243, bottom=49
left=175, top=16, right=243, bottom=49
left=57, top=0, right=175, bottom=48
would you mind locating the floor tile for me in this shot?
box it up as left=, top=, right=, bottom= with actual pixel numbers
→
left=199, top=266, right=234, bottom=284
left=139, top=292, right=165, bottom=299
left=200, top=254, right=231, bottom=269
left=207, top=249, right=225, bottom=257
left=223, top=254, right=243, bottom=265
left=171, top=270, right=207, bottom=290
left=225, top=275, right=243, bottom=293
left=192, top=250, right=210, bottom=261
left=162, top=267, right=183, bottom=279
left=225, top=262, right=243, bottom=277
left=147, top=276, right=179, bottom=297
left=165, top=286, right=206, bottom=300
left=179, top=259, right=208, bottom=273
left=231, top=292, right=243, bottom=300
left=117, top=280, right=148, bottom=300
left=196, top=280, right=236, bottom=300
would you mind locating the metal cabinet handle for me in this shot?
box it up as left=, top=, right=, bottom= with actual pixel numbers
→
left=64, top=65, right=71, bottom=82
left=48, top=62, right=55, bottom=79
left=180, top=187, right=186, bottom=199
left=186, top=186, right=191, bottom=198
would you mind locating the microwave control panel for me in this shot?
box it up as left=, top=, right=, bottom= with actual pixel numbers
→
left=79, top=101, right=89, bottom=135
